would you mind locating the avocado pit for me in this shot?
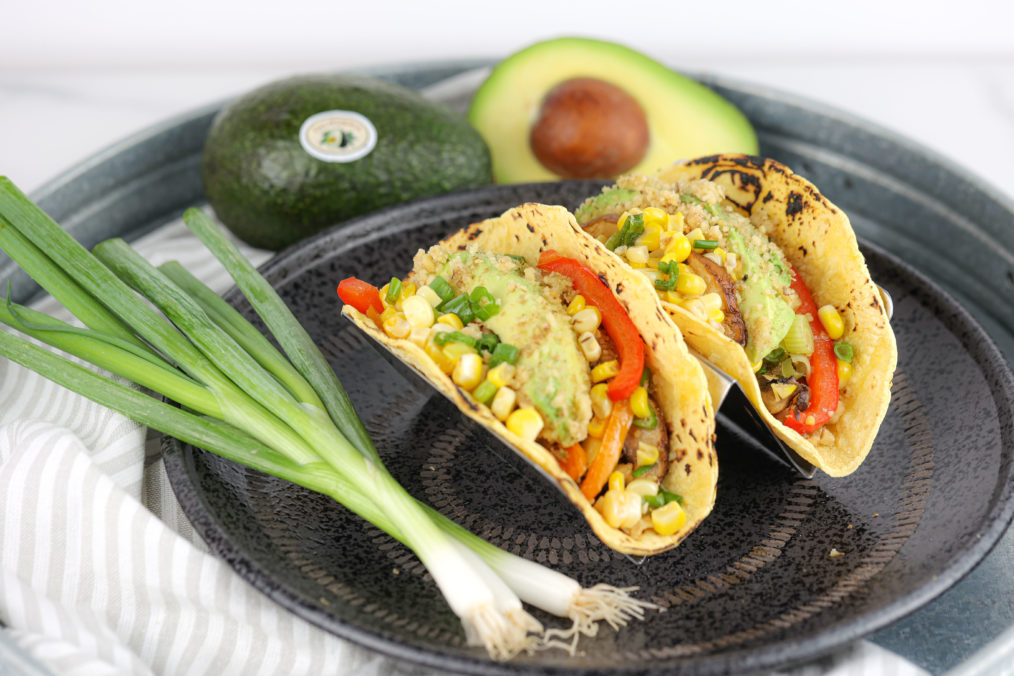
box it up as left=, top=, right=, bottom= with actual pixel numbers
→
left=529, top=77, right=650, bottom=179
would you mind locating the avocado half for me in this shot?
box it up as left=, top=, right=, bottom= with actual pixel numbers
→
left=468, top=37, right=758, bottom=184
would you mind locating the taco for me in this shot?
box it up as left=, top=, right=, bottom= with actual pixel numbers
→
left=575, top=154, right=898, bottom=477
left=337, top=203, right=718, bottom=555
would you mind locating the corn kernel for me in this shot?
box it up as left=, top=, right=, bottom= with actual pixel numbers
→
left=424, top=338, right=456, bottom=374
left=442, top=340, right=477, bottom=362
left=625, top=245, right=650, bottom=268
left=567, top=295, right=586, bottom=316
left=626, top=478, right=659, bottom=498
left=664, top=290, right=682, bottom=304
left=641, top=207, right=669, bottom=230
left=408, top=326, right=430, bottom=347
left=378, top=282, right=394, bottom=308
left=630, top=386, right=652, bottom=419
left=380, top=305, right=399, bottom=323
left=708, top=308, right=726, bottom=324
left=837, top=358, right=853, bottom=387
left=587, top=416, right=607, bottom=438
left=591, top=360, right=620, bottom=383
left=506, top=407, right=543, bottom=441
left=381, top=313, right=412, bottom=339
left=636, top=442, right=659, bottom=468
left=818, top=305, right=845, bottom=340
left=487, top=362, right=516, bottom=389
left=402, top=295, right=435, bottom=328
left=713, top=247, right=727, bottom=263
left=590, top=383, right=613, bottom=419
left=573, top=306, right=602, bottom=333
left=452, top=352, right=484, bottom=391
left=416, top=285, right=443, bottom=308
left=636, top=225, right=662, bottom=252
left=685, top=228, right=704, bottom=242
left=771, top=382, right=798, bottom=399
left=651, top=501, right=686, bottom=536
left=751, top=359, right=764, bottom=372
left=490, top=386, right=517, bottom=421
left=608, top=471, right=625, bottom=492
left=677, top=271, right=707, bottom=297
left=662, top=234, right=692, bottom=263
left=597, top=488, right=642, bottom=529
left=698, top=292, right=724, bottom=313
left=578, top=331, right=602, bottom=362
left=437, top=312, right=464, bottom=330
left=666, top=211, right=686, bottom=233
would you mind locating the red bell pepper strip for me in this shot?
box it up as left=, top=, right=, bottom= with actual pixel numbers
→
left=580, top=400, right=633, bottom=501
left=538, top=250, right=644, bottom=401
left=781, top=266, right=838, bottom=435
left=337, top=277, right=384, bottom=315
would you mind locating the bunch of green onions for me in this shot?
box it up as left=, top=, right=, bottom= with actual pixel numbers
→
left=0, top=177, right=655, bottom=660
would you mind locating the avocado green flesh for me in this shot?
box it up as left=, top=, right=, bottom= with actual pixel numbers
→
left=201, top=74, right=492, bottom=251
left=468, top=37, right=758, bottom=184
left=725, top=228, right=795, bottom=364
left=574, top=188, right=639, bottom=223
left=440, top=253, right=591, bottom=445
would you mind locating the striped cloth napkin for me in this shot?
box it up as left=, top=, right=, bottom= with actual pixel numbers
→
left=0, top=219, right=927, bottom=675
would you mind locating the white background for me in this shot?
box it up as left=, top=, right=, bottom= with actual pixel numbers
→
left=2, top=0, right=1014, bottom=201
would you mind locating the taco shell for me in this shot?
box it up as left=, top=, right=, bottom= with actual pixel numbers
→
left=342, top=203, right=718, bottom=555
left=648, top=155, right=897, bottom=476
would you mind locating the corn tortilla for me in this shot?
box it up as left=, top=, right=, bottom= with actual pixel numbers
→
left=343, top=203, right=718, bottom=555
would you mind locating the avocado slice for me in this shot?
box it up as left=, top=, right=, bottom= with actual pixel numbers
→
left=201, top=74, right=492, bottom=250
left=468, top=37, right=758, bottom=184
left=725, top=228, right=795, bottom=364
left=440, top=252, right=591, bottom=445
left=574, top=187, right=640, bottom=223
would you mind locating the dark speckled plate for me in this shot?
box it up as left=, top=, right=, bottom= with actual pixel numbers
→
left=162, top=181, right=1014, bottom=675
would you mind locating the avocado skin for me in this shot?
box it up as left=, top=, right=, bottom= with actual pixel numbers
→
left=201, top=74, right=493, bottom=250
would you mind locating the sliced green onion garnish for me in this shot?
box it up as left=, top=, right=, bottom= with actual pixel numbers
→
left=438, top=294, right=474, bottom=325
left=429, top=275, right=455, bottom=303
left=632, top=463, right=654, bottom=478
left=385, top=277, right=402, bottom=304
left=476, top=333, right=500, bottom=353
left=693, top=239, right=718, bottom=250
left=660, top=489, right=683, bottom=505
left=620, top=213, right=645, bottom=247
left=643, top=494, right=664, bottom=508
left=472, top=380, right=498, bottom=405
left=489, top=342, right=519, bottom=367
left=834, top=342, right=855, bottom=363
left=433, top=330, right=477, bottom=347
left=469, top=286, right=500, bottom=321
left=680, top=193, right=702, bottom=206
left=604, top=231, right=623, bottom=251
left=632, top=406, right=658, bottom=430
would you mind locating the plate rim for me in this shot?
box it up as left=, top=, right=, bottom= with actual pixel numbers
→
left=163, top=181, right=1014, bottom=675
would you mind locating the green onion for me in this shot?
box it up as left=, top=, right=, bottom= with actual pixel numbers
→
left=489, top=342, right=519, bottom=367
left=632, top=405, right=657, bottom=430
left=781, top=314, right=815, bottom=356
left=764, top=347, right=787, bottom=363
left=0, top=177, right=659, bottom=658
left=429, top=275, right=455, bottom=303
left=438, top=293, right=475, bottom=325
left=476, top=333, right=500, bottom=354
left=834, top=342, right=854, bottom=363
left=472, top=380, right=498, bottom=405
left=433, top=330, right=477, bottom=347
left=653, top=260, right=678, bottom=291
left=385, top=277, right=402, bottom=304
left=631, top=463, right=654, bottom=478
left=693, top=239, right=718, bottom=250
left=469, top=286, right=500, bottom=321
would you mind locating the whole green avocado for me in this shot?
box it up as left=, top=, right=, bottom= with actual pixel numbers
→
left=201, top=74, right=493, bottom=250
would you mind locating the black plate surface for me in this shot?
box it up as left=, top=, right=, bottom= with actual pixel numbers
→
left=163, top=182, right=1014, bottom=675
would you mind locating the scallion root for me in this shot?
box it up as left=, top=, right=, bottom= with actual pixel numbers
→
left=464, top=603, right=544, bottom=661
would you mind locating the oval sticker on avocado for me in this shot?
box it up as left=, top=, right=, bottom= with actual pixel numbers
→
left=299, top=110, right=377, bottom=163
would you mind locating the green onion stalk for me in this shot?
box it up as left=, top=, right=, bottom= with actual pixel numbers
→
left=0, top=177, right=655, bottom=659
